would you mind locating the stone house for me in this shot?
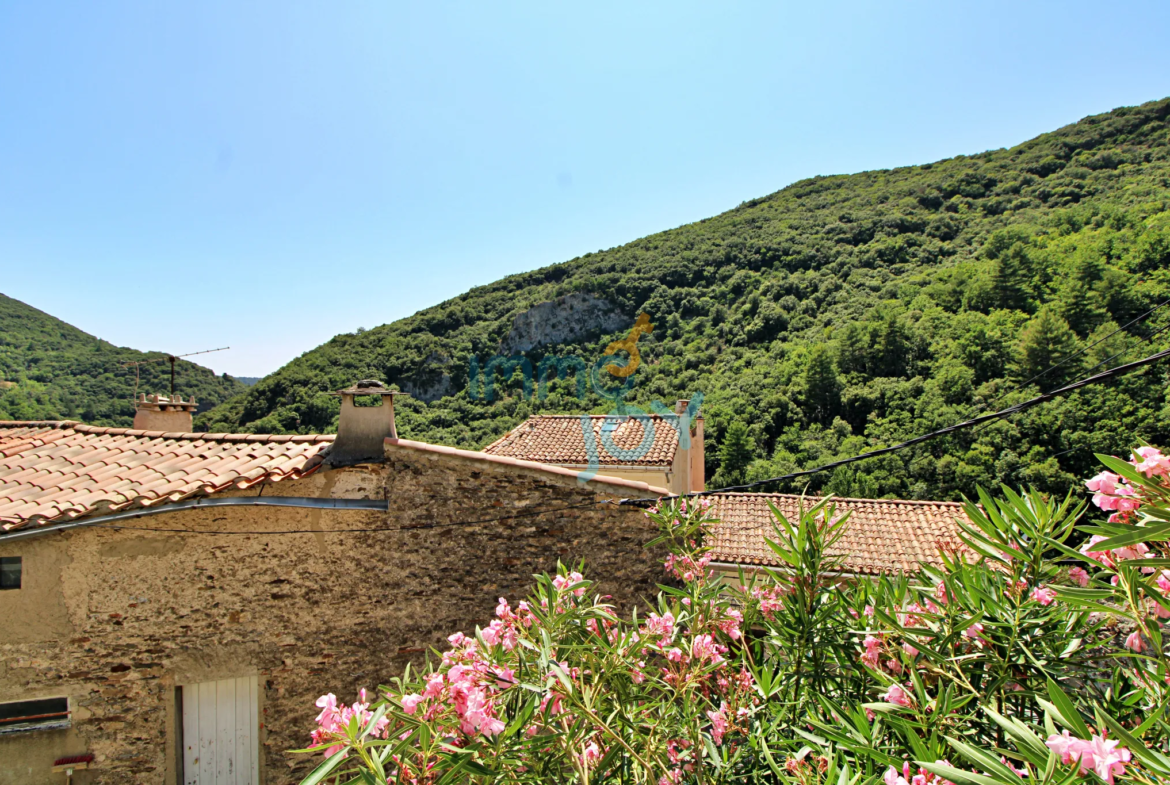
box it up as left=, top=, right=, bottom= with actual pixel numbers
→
left=0, top=381, right=963, bottom=785
left=0, top=382, right=669, bottom=785
left=482, top=402, right=705, bottom=495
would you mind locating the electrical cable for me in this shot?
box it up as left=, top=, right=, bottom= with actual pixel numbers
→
left=979, top=298, right=1170, bottom=408
left=618, top=343, right=1170, bottom=506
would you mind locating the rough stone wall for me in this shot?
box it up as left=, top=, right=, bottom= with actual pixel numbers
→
left=0, top=452, right=663, bottom=785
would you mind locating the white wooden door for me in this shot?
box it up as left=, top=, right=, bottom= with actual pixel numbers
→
left=181, top=676, right=259, bottom=785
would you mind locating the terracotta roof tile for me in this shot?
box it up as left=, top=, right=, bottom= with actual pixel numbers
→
left=705, top=493, right=966, bottom=576
left=0, top=421, right=334, bottom=532
left=483, top=414, right=684, bottom=467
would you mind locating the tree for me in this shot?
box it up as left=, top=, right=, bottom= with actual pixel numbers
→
left=716, top=420, right=755, bottom=487
left=989, top=241, right=1034, bottom=312
left=1015, top=306, right=1082, bottom=387
left=802, top=344, right=842, bottom=424
left=1057, top=252, right=1107, bottom=337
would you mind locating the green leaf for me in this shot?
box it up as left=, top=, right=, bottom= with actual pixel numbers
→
left=299, top=749, right=347, bottom=785
left=917, top=761, right=1006, bottom=785
left=944, top=737, right=1025, bottom=784
left=1093, top=521, right=1170, bottom=550
left=1044, top=680, right=1091, bottom=739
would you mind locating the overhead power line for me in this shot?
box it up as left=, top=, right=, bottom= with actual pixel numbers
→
left=619, top=343, right=1170, bottom=506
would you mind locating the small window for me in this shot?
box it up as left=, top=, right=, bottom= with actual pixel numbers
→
left=0, top=697, right=70, bottom=733
left=0, top=557, right=19, bottom=590
left=600, top=417, right=626, bottom=434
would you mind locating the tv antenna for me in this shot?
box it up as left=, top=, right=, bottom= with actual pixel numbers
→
left=121, top=347, right=230, bottom=400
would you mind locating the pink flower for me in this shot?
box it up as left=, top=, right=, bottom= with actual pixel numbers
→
left=659, top=769, right=683, bottom=785
left=717, top=609, right=743, bottom=640
left=1082, top=735, right=1132, bottom=784
left=1133, top=446, right=1170, bottom=478
left=400, top=693, right=423, bottom=715
left=1068, top=567, right=1090, bottom=587
left=1030, top=586, right=1057, bottom=606
left=1085, top=471, right=1121, bottom=495
left=1125, top=631, right=1145, bottom=652
left=1157, top=570, right=1170, bottom=595
left=1001, top=757, right=1028, bottom=777
left=864, top=707, right=875, bottom=721
left=861, top=635, right=883, bottom=669
left=933, top=583, right=950, bottom=605
left=903, top=642, right=919, bottom=658
left=963, top=622, right=985, bottom=648
left=884, top=766, right=910, bottom=785
left=706, top=703, right=729, bottom=745
left=1046, top=731, right=1080, bottom=764
left=665, top=647, right=684, bottom=662
left=881, top=683, right=912, bottom=707
left=1047, top=732, right=1132, bottom=783
left=577, top=740, right=602, bottom=769
left=691, top=634, right=726, bottom=665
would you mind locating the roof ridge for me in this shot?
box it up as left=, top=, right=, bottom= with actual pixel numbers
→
left=708, top=491, right=964, bottom=507
left=0, top=420, right=79, bottom=429
left=0, top=420, right=335, bottom=443
left=528, top=413, right=680, bottom=419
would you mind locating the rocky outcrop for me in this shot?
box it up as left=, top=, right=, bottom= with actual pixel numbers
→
left=499, top=293, right=628, bottom=355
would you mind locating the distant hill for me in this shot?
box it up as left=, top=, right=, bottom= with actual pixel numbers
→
left=201, top=98, right=1170, bottom=500
left=0, top=294, right=246, bottom=426
left=236, top=376, right=262, bottom=387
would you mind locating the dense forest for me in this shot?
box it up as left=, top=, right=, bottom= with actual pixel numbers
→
left=189, top=97, right=1170, bottom=500
left=0, top=293, right=246, bottom=426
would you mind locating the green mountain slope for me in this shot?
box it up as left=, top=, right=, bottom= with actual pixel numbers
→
left=0, top=294, right=246, bottom=425
left=201, top=97, right=1170, bottom=500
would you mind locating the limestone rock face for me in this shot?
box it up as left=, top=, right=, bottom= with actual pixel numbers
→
left=499, top=293, right=627, bottom=356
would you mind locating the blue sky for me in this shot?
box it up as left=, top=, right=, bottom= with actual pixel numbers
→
left=2, top=2, right=1169, bottom=376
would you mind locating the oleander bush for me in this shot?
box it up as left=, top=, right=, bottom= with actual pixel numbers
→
left=297, top=445, right=1170, bottom=784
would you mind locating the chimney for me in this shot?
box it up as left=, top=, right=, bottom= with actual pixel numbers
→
left=327, top=380, right=408, bottom=467
left=133, top=393, right=198, bottom=432
left=670, top=399, right=705, bottom=494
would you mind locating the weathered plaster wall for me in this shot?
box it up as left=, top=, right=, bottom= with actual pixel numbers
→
left=0, top=453, right=662, bottom=784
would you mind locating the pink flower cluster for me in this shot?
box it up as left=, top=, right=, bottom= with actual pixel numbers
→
left=664, top=552, right=712, bottom=583
left=397, top=631, right=509, bottom=738
left=884, top=761, right=955, bottom=785
left=751, top=584, right=788, bottom=619
left=1045, top=731, right=1131, bottom=784
left=1080, top=535, right=1153, bottom=570
left=311, top=689, right=389, bottom=757
left=1086, top=446, right=1170, bottom=521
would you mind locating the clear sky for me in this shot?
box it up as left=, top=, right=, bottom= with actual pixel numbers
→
left=2, top=2, right=1169, bottom=377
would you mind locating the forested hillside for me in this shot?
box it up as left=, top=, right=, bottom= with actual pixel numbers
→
left=200, top=98, right=1170, bottom=501
left=0, top=294, right=246, bottom=426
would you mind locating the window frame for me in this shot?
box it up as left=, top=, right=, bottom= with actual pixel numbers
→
left=0, top=556, right=20, bottom=590
left=0, top=696, right=71, bottom=735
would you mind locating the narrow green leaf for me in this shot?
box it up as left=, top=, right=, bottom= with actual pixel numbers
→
left=1044, top=680, right=1091, bottom=739
left=299, top=749, right=347, bottom=785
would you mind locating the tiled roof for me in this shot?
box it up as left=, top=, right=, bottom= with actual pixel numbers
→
left=386, top=438, right=670, bottom=496
left=0, top=421, right=333, bottom=532
left=483, top=415, right=681, bottom=467
left=705, top=493, right=965, bottom=576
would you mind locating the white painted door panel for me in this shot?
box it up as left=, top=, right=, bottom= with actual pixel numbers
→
left=182, top=676, right=259, bottom=785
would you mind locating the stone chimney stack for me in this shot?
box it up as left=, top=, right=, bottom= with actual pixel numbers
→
left=328, top=380, right=408, bottom=467
left=133, top=393, right=198, bottom=432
